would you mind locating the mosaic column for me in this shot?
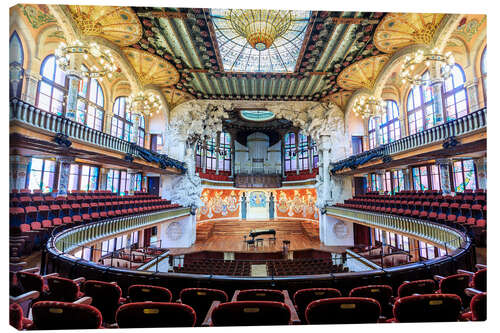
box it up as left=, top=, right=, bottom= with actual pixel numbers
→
left=9, top=62, right=23, bottom=99
left=65, top=74, right=81, bottom=121
left=99, top=168, right=109, bottom=191
left=374, top=116, right=383, bottom=146
left=402, top=168, right=412, bottom=191
left=376, top=171, right=384, bottom=194
left=474, top=157, right=487, bottom=190
left=436, top=158, right=452, bottom=195
left=465, top=79, right=480, bottom=112
left=295, top=130, right=300, bottom=175
left=127, top=170, right=137, bottom=195
left=215, top=133, right=220, bottom=175
left=22, top=70, right=41, bottom=105
left=57, top=157, right=74, bottom=196
left=10, top=155, right=30, bottom=191
left=429, top=63, right=445, bottom=124
left=230, top=134, right=235, bottom=178
left=132, top=113, right=140, bottom=144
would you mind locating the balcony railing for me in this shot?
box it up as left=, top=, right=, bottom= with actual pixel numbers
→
left=51, top=207, right=190, bottom=253
left=331, top=108, right=487, bottom=174
left=10, top=98, right=186, bottom=173
left=325, top=206, right=467, bottom=251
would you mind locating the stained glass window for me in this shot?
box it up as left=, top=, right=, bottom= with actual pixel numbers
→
left=481, top=47, right=487, bottom=105
left=368, top=117, right=378, bottom=149
left=210, top=9, right=311, bottom=72
left=453, top=159, right=477, bottom=192
left=391, top=170, right=404, bottom=193
left=107, top=169, right=121, bottom=193
left=443, top=64, right=468, bottom=121
left=37, top=55, right=67, bottom=116
left=195, top=142, right=202, bottom=169
left=298, top=133, right=309, bottom=170
left=206, top=137, right=217, bottom=170
left=135, top=173, right=142, bottom=192
left=76, top=72, right=105, bottom=131
left=407, top=72, right=435, bottom=134
left=430, top=165, right=442, bottom=191
left=412, top=166, right=429, bottom=191
left=370, top=173, right=380, bottom=192
left=381, top=100, right=401, bottom=144
left=137, top=115, right=146, bottom=147
left=68, top=164, right=80, bottom=192
left=284, top=132, right=297, bottom=171
left=311, top=139, right=319, bottom=169
left=111, top=97, right=133, bottom=141
left=28, top=158, right=56, bottom=193
left=218, top=132, right=232, bottom=172
left=9, top=32, right=24, bottom=98
left=240, top=110, right=275, bottom=121
left=80, top=165, right=99, bottom=191
left=383, top=171, right=391, bottom=193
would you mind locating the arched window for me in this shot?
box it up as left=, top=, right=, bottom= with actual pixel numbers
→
left=311, top=139, right=319, bottom=169
left=284, top=132, right=297, bottom=172
left=481, top=47, right=487, bottom=105
left=218, top=132, right=231, bottom=172
left=368, top=117, right=378, bottom=149
left=206, top=136, right=217, bottom=170
left=298, top=133, right=309, bottom=170
left=37, top=55, right=67, bottom=115
left=111, top=97, right=133, bottom=141
left=407, top=71, right=435, bottom=134
left=380, top=100, right=401, bottom=144
left=443, top=64, right=468, bottom=120
left=76, top=72, right=105, bottom=131
left=9, top=32, right=24, bottom=98
left=137, top=114, right=145, bottom=147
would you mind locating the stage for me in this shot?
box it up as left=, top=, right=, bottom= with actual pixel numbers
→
left=169, top=219, right=348, bottom=256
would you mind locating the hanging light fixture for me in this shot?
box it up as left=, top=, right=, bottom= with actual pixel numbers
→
left=55, top=40, right=118, bottom=79
left=352, top=95, right=386, bottom=119
left=400, top=48, right=455, bottom=86
left=228, top=9, right=293, bottom=51
left=126, top=91, right=164, bottom=116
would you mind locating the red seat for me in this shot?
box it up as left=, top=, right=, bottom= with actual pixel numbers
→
left=392, top=294, right=462, bottom=322
left=471, top=269, right=486, bottom=292
left=437, top=273, right=470, bottom=302
left=180, top=288, right=228, bottom=326
left=397, top=279, right=436, bottom=298
left=349, top=285, right=393, bottom=317
left=211, top=301, right=291, bottom=326
left=9, top=302, right=32, bottom=330
left=52, top=218, right=63, bottom=226
left=46, top=276, right=85, bottom=302
left=462, top=292, right=486, bottom=321
left=116, top=302, right=196, bottom=328
left=62, top=216, right=73, bottom=225
left=16, top=271, right=46, bottom=293
left=72, top=215, right=83, bottom=224
left=236, top=289, right=284, bottom=302
left=82, top=280, right=125, bottom=323
left=31, top=301, right=102, bottom=330
left=128, top=285, right=172, bottom=303
left=293, top=288, right=341, bottom=321
left=305, top=297, right=381, bottom=324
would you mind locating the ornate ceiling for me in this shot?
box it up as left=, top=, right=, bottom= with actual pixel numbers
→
left=58, top=6, right=454, bottom=106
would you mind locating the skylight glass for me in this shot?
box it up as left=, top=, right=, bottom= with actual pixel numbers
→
left=240, top=109, right=275, bottom=121
left=210, top=9, right=311, bottom=73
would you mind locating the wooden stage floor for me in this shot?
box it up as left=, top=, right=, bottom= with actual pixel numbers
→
left=169, top=219, right=348, bottom=256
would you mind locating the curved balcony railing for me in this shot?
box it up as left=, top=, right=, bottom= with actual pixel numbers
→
left=331, top=107, right=487, bottom=174
left=325, top=206, right=465, bottom=251
left=10, top=98, right=186, bottom=173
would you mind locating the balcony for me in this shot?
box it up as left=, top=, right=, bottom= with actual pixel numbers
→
left=331, top=108, right=487, bottom=174
left=10, top=98, right=186, bottom=173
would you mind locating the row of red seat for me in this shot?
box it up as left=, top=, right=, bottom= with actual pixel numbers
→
left=353, top=192, right=486, bottom=206
left=11, top=189, right=150, bottom=196
left=10, top=193, right=159, bottom=208
left=10, top=266, right=486, bottom=329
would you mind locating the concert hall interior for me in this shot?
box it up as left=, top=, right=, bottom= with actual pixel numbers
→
left=8, top=2, right=487, bottom=329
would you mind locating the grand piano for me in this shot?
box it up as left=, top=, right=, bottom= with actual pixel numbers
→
left=248, top=229, right=276, bottom=240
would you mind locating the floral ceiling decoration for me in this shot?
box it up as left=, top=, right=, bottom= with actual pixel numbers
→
left=336, top=54, right=390, bottom=90
left=161, top=87, right=195, bottom=110
left=320, top=91, right=353, bottom=109
left=373, top=13, right=445, bottom=53
left=66, top=5, right=143, bottom=47
left=123, top=47, right=179, bottom=86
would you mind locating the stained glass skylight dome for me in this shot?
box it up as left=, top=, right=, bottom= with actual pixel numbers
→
left=211, top=9, right=311, bottom=72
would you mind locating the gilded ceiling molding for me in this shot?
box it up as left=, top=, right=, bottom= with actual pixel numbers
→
left=432, top=14, right=464, bottom=52
left=161, top=87, right=195, bottom=111
left=337, top=55, right=390, bottom=91
left=320, top=91, right=353, bottom=111
left=47, top=5, right=80, bottom=43
left=66, top=5, right=142, bottom=47
left=373, top=13, right=446, bottom=53
left=123, top=47, right=180, bottom=87
left=9, top=8, right=36, bottom=70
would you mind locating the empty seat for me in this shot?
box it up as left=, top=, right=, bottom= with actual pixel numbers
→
left=31, top=301, right=102, bottom=329
left=180, top=288, right=228, bottom=326
left=349, top=285, right=393, bottom=317
left=17, top=271, right=46, bottom=293
left=128, top=285, right=172, bottom=303
left=437, top=273, right=470, bottom=302
left=9, top=302, right=32, bottom=330
left=305, top=297, right=381, bottom=324
left=211, top=301, right=291, bottom=326
left=236, top=289, right=284, bottom=302
left=392, top=294, right=462, bottom=322
left=397, top=279, right=436, bottom=298
left=82, top=280, right=124, bottom=323
left=293, top=288, right=341, bottom=321
left=116, top=302, right=196, bottom=328
left=462, top=292, right=486, bottom=321
left=472, top=268, right=487, bottom=292
left=46, top=276, right=84, bottom=302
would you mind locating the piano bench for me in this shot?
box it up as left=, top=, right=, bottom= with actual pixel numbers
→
left=269, top=237, right=277, bottom=245
left=256, top=238, right=264, bottom=247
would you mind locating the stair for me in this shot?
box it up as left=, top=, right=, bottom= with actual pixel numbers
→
left=210, top=220, right=305, bottom=238
left=196, top=221, right=215, bottom=241
left=301, top=220, right=320, bottom=240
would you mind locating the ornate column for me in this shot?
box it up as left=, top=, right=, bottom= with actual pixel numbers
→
left=57, top=157, right=74, bottom=196
left=473, top=157, right=487, bottom=190
left=10, top=155, right=30, bottom=191
left=230, top=134, right=235, bottom=178
left=429, top=63, right=445, bottom=124
left=127, top=169, right=137, bottom=194
left=295, top=130, right=300, bottom=175
left=465, top=79, right=480, bottom=112
left=281, top=134, right=286, bottom=178
left=65, top=74, right=81, bottom=121
left=201, top=142, right=207, bottom=173
left=22, top=70, right=41, bottom=105
left=9, top=62, right=24, bottom=99
left=131, top=113, right=140, bottom=144
left=99, top=168, right=109, bottom=191
left=402, top=168, right=412, bottom=191
left=376, top=170, right=384, bottom=193
left=215, top=132, right=220, bottom=175
left=308, top=136, right=313, bottom=174
left=436, top=158, right=452, bottom=195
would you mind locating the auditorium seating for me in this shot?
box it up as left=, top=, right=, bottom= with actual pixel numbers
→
left=461, top=292, right=486, bottom=321
left=116, top=302, right=197, bottom=328
left=293, top=288, right=342, bottom=321
left=349, top=285, right=394, bottom=318
left=305, top=297, right=381, bottom=324
left=81, top=280, right=125, bottom=324
left=397, top=279, right=437, bottom=298
left=392, top=294, right=462, bottom=322
left=31, top=300, right=103, bottom=330
left=207, top=301, right=292, bottom=326
left=127, top=285, right=172, bottom=303
left=180, top=288, right=229, bottom=326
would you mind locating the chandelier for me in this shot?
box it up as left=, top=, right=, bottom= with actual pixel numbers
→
left=228, top=9, right=293, bottom=51
left=126, top=91, right=164, bottom=116
left=352, top=95, right=386, bottom=119
left=55, top=40, right=117, bottom=79
left=400, top=48, right=455, bottom=86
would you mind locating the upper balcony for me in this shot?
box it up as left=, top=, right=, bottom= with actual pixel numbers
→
left=331, top=108, right=487, bottom=175
left=10, top=98, right=186, bottom=175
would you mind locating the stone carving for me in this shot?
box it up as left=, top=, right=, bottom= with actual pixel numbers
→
left=166, top=221, right=183, bottom=241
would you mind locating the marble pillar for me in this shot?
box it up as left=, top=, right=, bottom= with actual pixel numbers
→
left=127, top=170, right=137, bottom=195
left=132, top=113, right=140, bottom=144
left=10, top=155, right=30, bottom=191
left=57, top=157, right=74, bottom=196
left=402, top=168, right=411, bottom=192
left=430, top=63, right=445, bottom=124
left=436, top=158, right=452, bottom=195
left=376, top=171, right=384, bottom=194
left=65, top=74, right=81, bottom=121
left=99, top=168, right=109, bottom=191
left=9, top=62, right=23, bottom=99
